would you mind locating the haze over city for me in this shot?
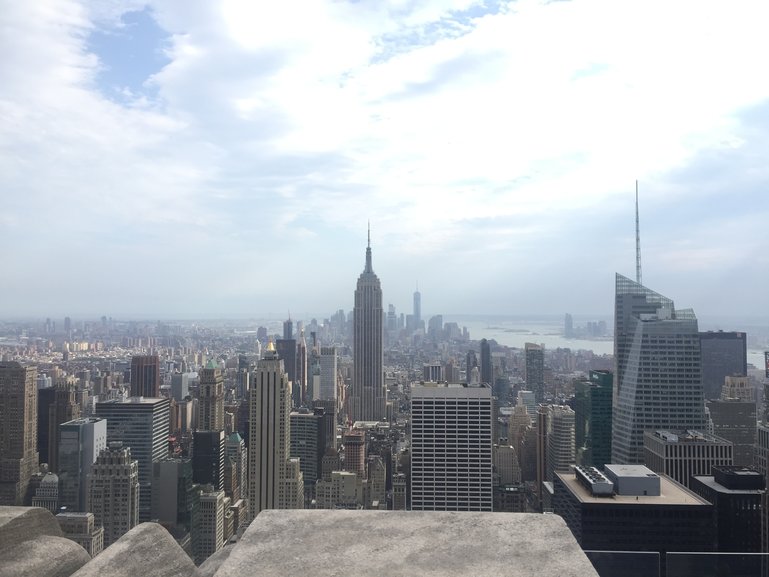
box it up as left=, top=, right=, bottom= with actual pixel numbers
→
left=2, top=0, right=769, bottom=318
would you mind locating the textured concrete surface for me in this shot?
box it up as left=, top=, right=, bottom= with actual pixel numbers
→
left=197, top=545, right=235, bottom=577
left=0, top=535, right=91, bottom=577
left=69, top=523, right=199, bottom=577
left=0, top=506, right=63, bottom=550
left=215, top=511, right=600, bottom=577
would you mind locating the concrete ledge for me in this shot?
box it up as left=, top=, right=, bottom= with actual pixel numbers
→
left=197, top=545, right=235, bottom=577
left=70, top=523, right=199, bottom=577
left=0, top=506, right=64, bottom=551
left=0, top=535, right=91, bottom=577
left=215, top=511, right=599, bottom=577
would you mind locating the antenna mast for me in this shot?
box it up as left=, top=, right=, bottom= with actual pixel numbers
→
left=635, top=180, right=642, bottom=286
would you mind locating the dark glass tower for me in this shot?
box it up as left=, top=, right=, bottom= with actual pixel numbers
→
left=351, top=229, right=385, bottom=422
left=130, top=355, right=161, bottom=398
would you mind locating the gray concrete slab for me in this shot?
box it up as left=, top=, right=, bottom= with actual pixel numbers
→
left=69, top=523, right=199, bottom=577
left=214, top=511, right=599, bottom=577
left=0, top=535, right=90, bottom=577
left=0, top=506, right=63, bottom=551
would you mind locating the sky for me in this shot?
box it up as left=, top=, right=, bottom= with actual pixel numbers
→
left=1, top=0, right=769, bottom=321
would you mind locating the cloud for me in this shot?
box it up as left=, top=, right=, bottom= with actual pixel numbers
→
left=1, top=0, right=769, bottom=317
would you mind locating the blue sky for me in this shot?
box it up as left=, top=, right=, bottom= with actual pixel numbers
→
left=1, top=0, right=769, bottom=320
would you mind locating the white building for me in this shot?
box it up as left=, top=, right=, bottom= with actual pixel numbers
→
left=410, top=382, right=493, bottom=511
left=248, top=342, right=303, bottom=520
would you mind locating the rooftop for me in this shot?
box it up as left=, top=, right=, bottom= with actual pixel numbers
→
left=557, top=472, right=710, bottom=506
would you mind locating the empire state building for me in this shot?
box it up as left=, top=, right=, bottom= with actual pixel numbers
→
left=350, top=230, right=385, bottom=422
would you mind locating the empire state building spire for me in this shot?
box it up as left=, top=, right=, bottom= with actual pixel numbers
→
left=364, top=221, right=373, bottom=273
left=350, top=226, right=385, bottom=423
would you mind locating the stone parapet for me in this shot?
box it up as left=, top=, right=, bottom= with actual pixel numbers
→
left=215, top=510, right=599, bottom=577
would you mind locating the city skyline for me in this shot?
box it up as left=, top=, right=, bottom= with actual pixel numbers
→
left=2, top=1, right=769, bottom=318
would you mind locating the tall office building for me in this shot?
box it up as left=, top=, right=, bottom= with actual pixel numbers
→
left=151, top=456, right=200, bottom=554
left=130, top=355, right=161, bottom=398
left=317, top=347, right=338, bottom=402
left=612, top=274, right=707, bottom=464
left=87, top=442, right=140, bottom=547
left=706, top=399, right=756, bottom=467
left=480, top=339, right=492, bottom=385
left=290, top=410, right=323, bottom=502
left=198, top=488, right=226, bottom=563
left=47, top=383, right=81, bottom=472
left=58, top=417, right=107, bottom=511
left=342, top=429, right=366, bottom=478
left=350, top=231, right=385, bottom=422
left=546, top=405, right=576, bottom=482
left=574, top=370, right=613, bottom=470
left=224, top=432, right=247, bottom=502
left=198, top=361, right=224, bottom=432
left=410, top=383, right=493, bottom=511
left=95, top=397, right=171, bottom=522
left=248, top=342, right=304, bottom=519
left=465, top=350, right=479, bottom=384
left=525, top=343, right=545, bottom=403
left=275, top=336, right=297, bottom=407
left=643, top=429, right=733, bottom=488
left=0, top=362, right=39, bottom=505
left=699, top=331, right=747, bottom=400
left=413, top=285, right=421, bottom=329
left=192, top=430, right=225, bottom=491
left=296, top=329, right=308, bottom=406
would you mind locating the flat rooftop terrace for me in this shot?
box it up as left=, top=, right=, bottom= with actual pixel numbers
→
left=558, top=472, right=710, bottom=506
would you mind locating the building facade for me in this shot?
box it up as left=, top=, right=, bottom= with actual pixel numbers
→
left=198, top=362, right=225, bottom=432
left=87, top=443, right=140, bottom=547
left=643, top=429, right=733, bottom=488
left=612, top=274, right=707, bottom=464
left=574, top=370, right=613, bottom=470
left=58, top=417, right=107, bottom=512
left=130, top=355, right=161, bottom=398
left=95, top=397, right=171, bottom=522
left=248, top=343, right=304, bottom=519
left=525, top=343, right=545, bottom=403
left=0, top=362, right=39, bottom=505
left=350, top=232, right=385, bottom=422
left=410, top=383, right=493, bottom=511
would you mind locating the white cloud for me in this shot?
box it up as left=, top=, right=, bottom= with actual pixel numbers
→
left=1, top=0, right=769, bottom=316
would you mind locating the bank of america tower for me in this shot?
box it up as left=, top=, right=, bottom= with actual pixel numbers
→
left=611, top=274, right=706, bottom=464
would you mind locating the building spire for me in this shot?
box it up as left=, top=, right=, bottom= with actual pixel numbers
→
left=635, top=180, right=643, bottom=286
left=364, top=223, right=373, bottom=273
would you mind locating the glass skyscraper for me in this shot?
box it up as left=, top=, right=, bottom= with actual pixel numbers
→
left=611, top=274, right=706, bottom=464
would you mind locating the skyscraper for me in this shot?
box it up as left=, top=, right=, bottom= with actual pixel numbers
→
left=293, top=329, right=306, bottom=407
left=574, top=370, right=613, bottom=470
left=58, top=417, right=107, bottom=512
left=317, top=346, right=338, bottom=402
left=413, top=284, right=421, bottom=330
left=130, top=355, right=161, bottom=398
left=198, top=361, right=224, bottom=432
left=480, top=338, right=492, bottom=385
left=47, top=383, right=81, bottom=472
left=612, top=274, right=707, bottom=464
left=410, top=383, right=493, bottom=511
left=87, top=442, right=140, bottom=547
left=525, top=343, right=545, bottom=403
left=350, top=229, right=385, bottom=422
left=248, top=342, right=304, bottom=519
left=95, top=397, right=171, bottom=522
left=699, top=331, right=748, bottom=400
left=0, top=362, right=38, bottom=505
